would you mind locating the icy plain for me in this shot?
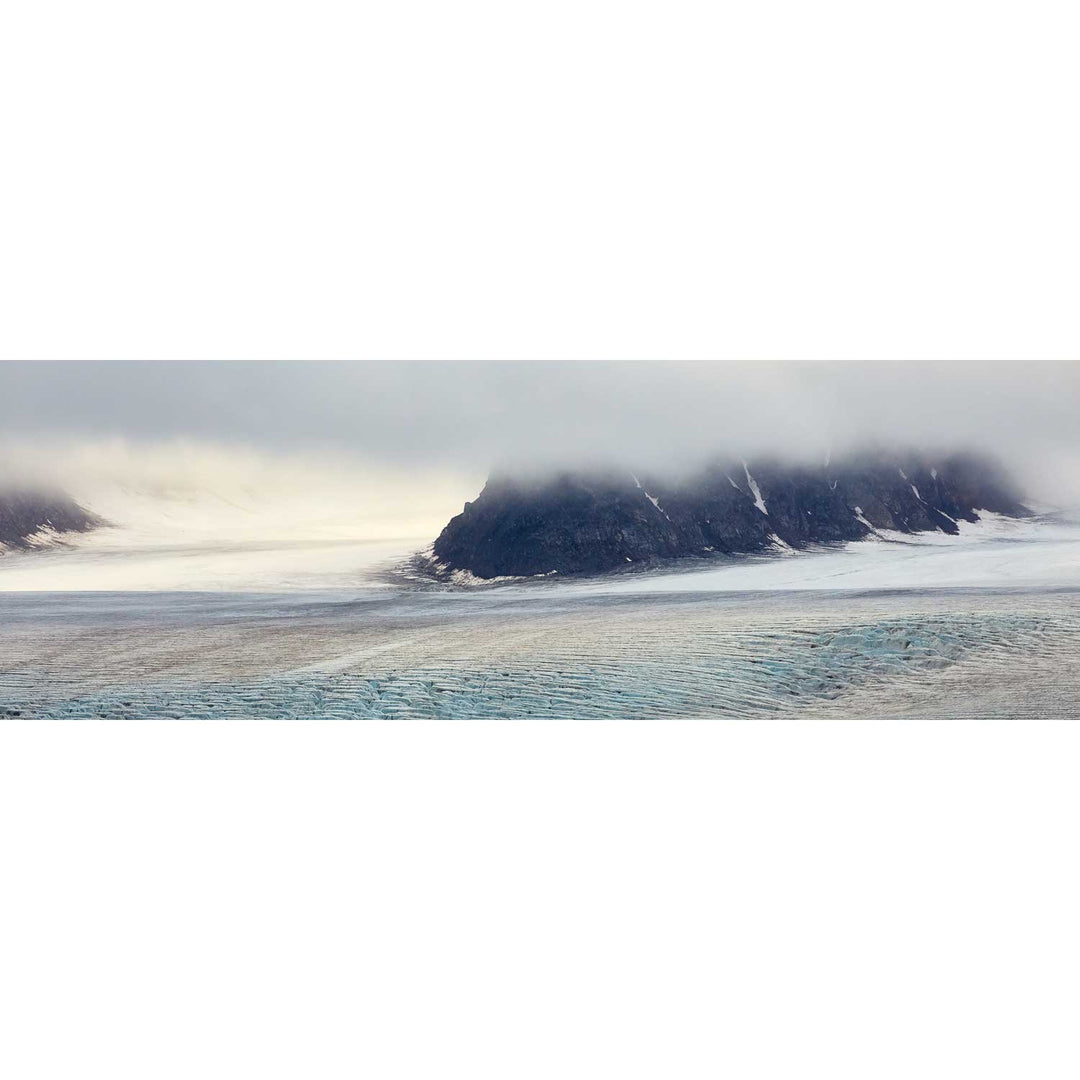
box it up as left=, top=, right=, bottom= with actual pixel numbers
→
left=1, top=495, right=1078, bottom=719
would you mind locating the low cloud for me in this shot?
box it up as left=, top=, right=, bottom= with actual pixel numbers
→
left=2, top=360, right=1078, bottom=504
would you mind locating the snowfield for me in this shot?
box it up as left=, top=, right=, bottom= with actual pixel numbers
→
left=0, top=473, right=460, bottom=592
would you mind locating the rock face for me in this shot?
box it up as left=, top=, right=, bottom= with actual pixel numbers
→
left=0, top=489, right=102, bottom=550
left=431, top=452, right=1030, bottom=579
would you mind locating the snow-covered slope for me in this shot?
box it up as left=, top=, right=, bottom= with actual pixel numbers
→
left=568, top=510, right=1080, bottom=594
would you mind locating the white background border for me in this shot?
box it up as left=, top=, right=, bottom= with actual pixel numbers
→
left=2, top=1, right=1079, bottom=362
left=3, top=723, right=1079, bottom=1079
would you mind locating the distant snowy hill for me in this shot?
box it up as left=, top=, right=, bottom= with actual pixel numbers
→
left=430, top=452, right=1031, bottom=579
left=0, top=490, right=101, bottom=551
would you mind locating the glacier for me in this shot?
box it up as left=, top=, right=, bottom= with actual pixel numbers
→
left=1, top=500, right=1078, bottom=719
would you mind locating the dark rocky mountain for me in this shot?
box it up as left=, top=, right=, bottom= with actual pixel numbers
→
left=0, top=489, right=102, bottom=551
left=430, top=452, right=1030, bottom=579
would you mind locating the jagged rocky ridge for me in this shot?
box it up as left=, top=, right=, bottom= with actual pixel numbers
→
left=431, top=452, right=1031, bottom=579
left=0, top=489, right=102, bottom=551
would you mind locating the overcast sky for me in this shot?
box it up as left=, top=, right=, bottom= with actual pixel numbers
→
left=3, top=361, right=1079, bottom=483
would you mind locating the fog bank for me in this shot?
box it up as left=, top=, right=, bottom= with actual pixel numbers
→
left=2, top=360, right=1079, bottom=503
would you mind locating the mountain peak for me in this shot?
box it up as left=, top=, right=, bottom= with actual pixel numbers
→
left=430, top=451, right=1030, bottom=579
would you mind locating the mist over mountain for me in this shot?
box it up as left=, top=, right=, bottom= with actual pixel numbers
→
left=0, top=360, right=1076, bottom=583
